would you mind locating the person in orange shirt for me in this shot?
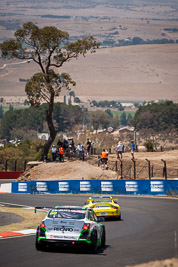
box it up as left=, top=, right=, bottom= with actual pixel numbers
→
left=59, top=146, right=64, bottom=162
left=101, top=149, right=108, bottom=169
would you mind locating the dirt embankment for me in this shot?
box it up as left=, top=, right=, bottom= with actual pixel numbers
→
left=18, top=160, right=118, bottom=181
left=17, top=150, right=178, bottom=181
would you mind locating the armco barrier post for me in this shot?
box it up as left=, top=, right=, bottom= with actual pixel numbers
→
left=146, top=159, right=151, bottom=179
left=161, top=159, right=167, bottom=179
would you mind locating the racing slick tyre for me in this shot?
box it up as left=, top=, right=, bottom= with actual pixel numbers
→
left=89, top=230, right=98, bottom=254
left=116, top=213, right=121, bottom=221
left=35, top=228, right=46, bottom=251
left=101, top=226, right=106, bottom=247
left=35, top=240, right=46, bottom=251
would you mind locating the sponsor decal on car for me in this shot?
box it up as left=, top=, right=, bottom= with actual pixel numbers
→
left=58, top=227, right=74, bottom=232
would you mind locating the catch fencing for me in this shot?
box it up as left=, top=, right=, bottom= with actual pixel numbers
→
left=1, top=152, right=178, bottom=180
left=99, top=158, right=178, bottom=180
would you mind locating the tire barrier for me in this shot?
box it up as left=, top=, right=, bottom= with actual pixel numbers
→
left=0, top=179, right=177, bottom=195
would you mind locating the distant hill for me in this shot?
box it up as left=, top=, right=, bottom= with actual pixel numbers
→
left=0, top=44, right=178, bottom=103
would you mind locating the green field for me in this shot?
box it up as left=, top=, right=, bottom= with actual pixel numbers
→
left=1, top=105, right=29, bottom=114
left=112, top=110, right=136, bottom=118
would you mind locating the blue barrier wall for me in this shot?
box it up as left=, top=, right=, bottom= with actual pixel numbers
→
left=11, top=179, right=178, bottom=195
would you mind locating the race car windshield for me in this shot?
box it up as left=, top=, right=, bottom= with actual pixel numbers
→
left=48, top=210, right=86, bottom=219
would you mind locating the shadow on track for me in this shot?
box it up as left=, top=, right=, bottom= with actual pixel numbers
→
left=35, top=244, right=110, bottom=255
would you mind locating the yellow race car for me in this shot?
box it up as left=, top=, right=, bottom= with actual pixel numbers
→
left=83, top=196, right=121, bottom=220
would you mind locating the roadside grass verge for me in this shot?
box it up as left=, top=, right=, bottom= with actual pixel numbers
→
left=0, top=207, right=46, bottom=232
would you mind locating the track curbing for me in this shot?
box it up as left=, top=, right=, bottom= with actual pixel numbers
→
left=0, top=229, right=36, bottom=238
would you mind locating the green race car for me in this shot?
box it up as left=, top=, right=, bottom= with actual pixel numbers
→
left=36, top=206, right=106, bottom=253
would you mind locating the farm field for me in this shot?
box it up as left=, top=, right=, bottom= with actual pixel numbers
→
left=0, top=44, right=178, bottom=103
left=0, top=0, right=178, bottom=103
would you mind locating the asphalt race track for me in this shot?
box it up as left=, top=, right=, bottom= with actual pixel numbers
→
left=0, top=193, right=178, bottom=267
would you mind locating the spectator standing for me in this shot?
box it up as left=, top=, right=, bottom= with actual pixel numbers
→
left=69, top=138, right=75, bottom=151
left=63, top=139, right=68, bottom=153
left=57, top=139, right=63, bottom=147
left=131, top=140, right=135, bottom=159
left=86, top=139, right=91, bottom=155
left=52, top=145, right=57, bottom=161
left=90, top=141, right=94, bottom=155
left=101, top=149, right=108, bottom=169
left=116, top=141, right=123, bottom=160
left=76, top=143, right=83, bottom=160
left=59, top=145, right=64, bottom=162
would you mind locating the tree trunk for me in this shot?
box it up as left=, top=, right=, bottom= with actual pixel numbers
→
left=40, top=95, right=57, bottom=161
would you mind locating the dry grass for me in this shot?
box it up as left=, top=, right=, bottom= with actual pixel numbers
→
left=0, top=207, right=46, bottom=232
left=1, top=44, right=178, bottom=103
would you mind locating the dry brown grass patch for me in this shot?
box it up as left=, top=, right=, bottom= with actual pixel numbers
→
left=0, top=207, right=46, bottom=232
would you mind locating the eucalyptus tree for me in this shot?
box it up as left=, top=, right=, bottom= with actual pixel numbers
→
left=0, top=22, right=99, bottom=159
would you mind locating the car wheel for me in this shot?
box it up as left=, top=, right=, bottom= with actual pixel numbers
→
left=116, top=213, right=121, bottom=220
left=35, top=227, right=45, bottom=251
left=90, top=230, right=97, bottom=254
left=35, top=240, right=45, bottom=251
left=101, top=226, right=106, bottom=247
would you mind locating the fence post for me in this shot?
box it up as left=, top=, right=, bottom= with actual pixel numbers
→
left=152, top=165, right=154, bottom=177
left=5, top=160, right=8, bottom=171
left=24, top=160, right=27, bottom=171
left=146, top=159, right=151, bottom=179
left=132, top=159, right=136, bottom=179
left=14, top=160, right=17, bottom=171
left=82, top=150, right=85, bottom=161
left=98, top=155, right=100, bottom=167
left=161, top=159, right=167, bottom=179
left=120, top=159, right=123, bottom=179
left=115, top=161, right=118, bottom=172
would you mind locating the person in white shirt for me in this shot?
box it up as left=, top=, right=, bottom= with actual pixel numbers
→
left=116, top=141, right=123, bottom=159
left=76, top=143, right=83, bottom=160
left=52, top=144, right=57, bottom=161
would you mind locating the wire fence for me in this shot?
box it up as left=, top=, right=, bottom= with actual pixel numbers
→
left=1, top=151, right=178, bottom=180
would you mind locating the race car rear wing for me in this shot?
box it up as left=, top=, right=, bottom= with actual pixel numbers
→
left=87, top=198, right=118, bottom=202
left=34, top=206, right=84, bottom=213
